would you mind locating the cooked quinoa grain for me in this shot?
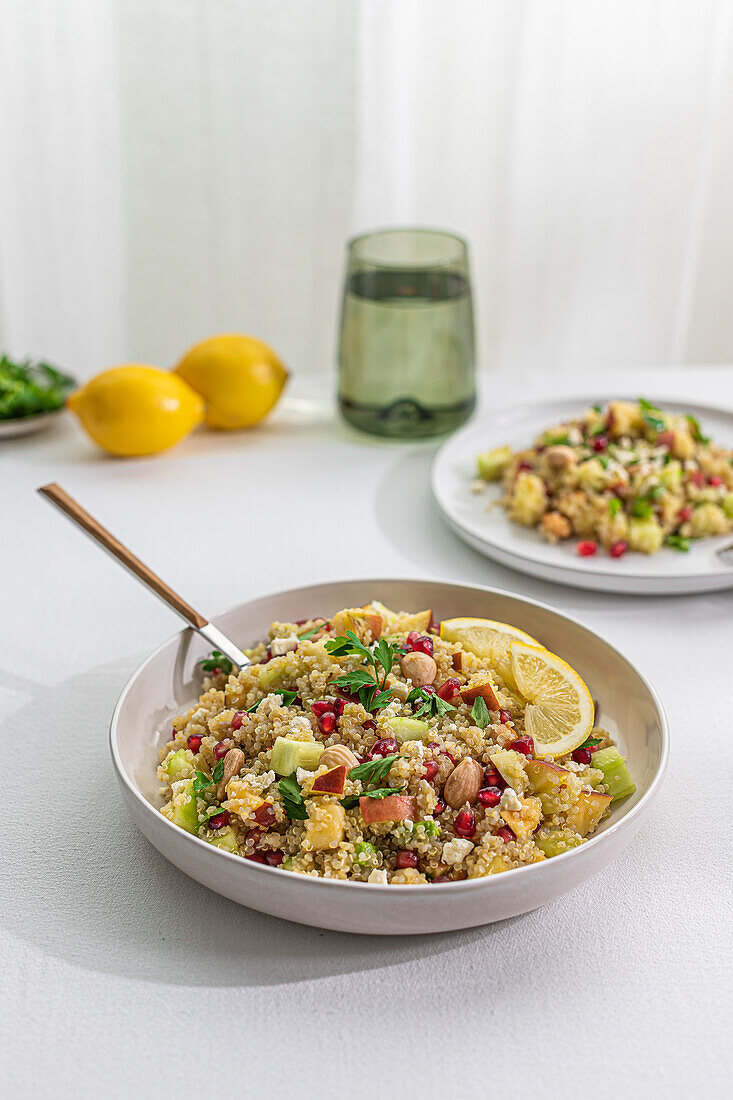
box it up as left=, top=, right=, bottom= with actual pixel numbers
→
left=157, top=603, right=635, bottom=883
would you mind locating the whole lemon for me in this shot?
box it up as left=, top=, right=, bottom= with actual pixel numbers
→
left=174, top=334, right=289, bottom=429
left=67, top=365, right=204, bottom=456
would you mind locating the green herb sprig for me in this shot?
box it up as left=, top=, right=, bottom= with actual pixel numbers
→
left=201, top=650, right=234, bottom=676
left=193, top=760, right=225, bottom=795
left=341, top=786, right=404, bottom=810
left=0, top=354, right=75, bottom=420
left=471, top=696, right=492, bottom=729
left=686, top=415, right=710, bottom=444
left=325, top=632, right=402, bottom=712
left=578, top=735, right=602, bottom=751
left=665, top=534, right=690, bottom=552
left=406, top=687, right=456, bottom=720
left=248, top=689, right=298, bottom=714
left=278, top=773, right=308, bottom=819
left=638, top=397, right=666, bottom=434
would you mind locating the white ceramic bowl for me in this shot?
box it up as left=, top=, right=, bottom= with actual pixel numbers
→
left=110, top=578, right=668, bottom=935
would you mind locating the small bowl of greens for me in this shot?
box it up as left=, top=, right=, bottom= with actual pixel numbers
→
left=0, top=353, right=76, bottom=439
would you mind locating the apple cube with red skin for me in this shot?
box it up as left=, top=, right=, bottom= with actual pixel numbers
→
left=332, top=608, right=383, bottom=641
left=525, top=759, right=572, bottom=795
left=310, top=765, right=347, bottom=796
left=251, top=801, right=276, bottom=828
left=460, top=672, right=500, bottom=710
left=565, top=789, right=612, bottom=837
left=360, top=794, right=417, bottom=825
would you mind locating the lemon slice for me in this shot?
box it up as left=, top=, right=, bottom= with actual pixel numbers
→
left=440, top=617, right=541, bottom=685
left=509, top=642, right=594, bottom=758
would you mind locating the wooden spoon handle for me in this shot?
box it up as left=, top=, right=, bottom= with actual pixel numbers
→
left=37, top=482, right=208, bottom=629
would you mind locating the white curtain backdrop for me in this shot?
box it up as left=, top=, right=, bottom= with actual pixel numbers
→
left=1, top=0, right=733, bottom=380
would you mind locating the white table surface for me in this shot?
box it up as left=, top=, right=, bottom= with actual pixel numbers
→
left=2, top=366, right=731, bottom=1098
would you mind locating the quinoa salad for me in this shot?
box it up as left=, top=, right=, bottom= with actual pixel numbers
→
left=474, top=399, right=733, bottom=558
left=157, top=603, right=635, bottom=884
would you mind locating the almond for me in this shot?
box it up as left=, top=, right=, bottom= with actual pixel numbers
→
left=320, top=744, right=359, bottom=772
left=443, top=757, right=484, bottom=809
left=217, top=746, right=245, bottom=801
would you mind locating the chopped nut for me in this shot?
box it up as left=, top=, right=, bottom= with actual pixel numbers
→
left=400, top=651, right=437, bottom=687
left=217, top=746, right=245, bottom=801
left=319, top=744, right=359, bottom=772
left=443, top=757, right=484, bottom=809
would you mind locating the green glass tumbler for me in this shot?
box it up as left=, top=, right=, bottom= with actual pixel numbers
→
left=337, top=228, right=476, bottom=439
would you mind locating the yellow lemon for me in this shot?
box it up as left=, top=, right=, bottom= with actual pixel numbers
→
left=174, top=333, right=289, bottom=429
left=67, top=365, right=204, bottom=456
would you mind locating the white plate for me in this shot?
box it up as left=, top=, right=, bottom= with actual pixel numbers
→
left=432, top=396, right=733, bottom=594
left=110, top=578, right=668, bottom=935
left=0, top=407, right=66, bottom=439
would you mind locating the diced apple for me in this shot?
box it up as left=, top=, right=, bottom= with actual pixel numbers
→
left=525, top=758, right=572, bottom=795
left=258, top=660, right=286, bottom=690
left=310, top=765, right=347, bottom=796
left=332, top=608, right=383, bottom=641
left=564, top=789, right=612, bottom=837
left=460, top=672, right=500, bottom=710
left=489, top=749, right=529, bottom=795
left=360, top=794, right=417, bottom=825
left=501, top=796, right=542, bottom=840
left=305, top=801, right=346, bottom=850
left=390, top=609, right=432, bottom=634
left=209, top=826, right=239, bottom=853
left=252, top=801, right=276, bottom=828
left=385, top=716, right=430, bottom=743
left=535, top=829, right=583, bottom=858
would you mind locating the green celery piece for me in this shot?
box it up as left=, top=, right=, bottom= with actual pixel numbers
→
left=592, top=747, right=636, bottom=801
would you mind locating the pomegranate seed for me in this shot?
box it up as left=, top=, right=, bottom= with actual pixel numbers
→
left=319, top=712, right=337, bottom=734
left=368, top=737, right=398, bottom=759
left=208, top=811, right=230, bottom=830
left=496, top=826, right=514, bottom=842
left=572, top=748, right=592, bottom=765
left=510, top=736, right=534, bottom=757
left=421, top=685, right=436, bottom=696
left=187, top=734, right=203, bottom=753
left=230, top=711, right=246, bottom=731
left=577, top=540, right=598, bottom=557
left=362, top=719, right=377, bottom=733
left=688, top=470, right=706, bottom=487
left=213, top=741, right=232, bottom=761
left=678, top=506, right=693, bottom=522
left=437, top=678, right=461, bottom=701
left=592, top=435, right=609, bottom=452
left=427, top=741, right=440, bottom=751
left=439, top=749, right=456, bottom=766
left=395, top=851, right=419, bottom=870
left=432, top=799, right=446, bottom=817
left=294, top=618, right=309, bottom=626
left=499, top=709, right=512, bottom=725
left=709, top=476, right=724, bottom=487
left=609, top=540, right=628, bottom=559
left=245, top=852, right=268, bottom=864
left=477, top=787, right=501, bottom=807
left=311, top=701, right=334, bottom=718
left=454, top=807, right=476, bottom=838
left=260, top=646, right=273, bottom=664
left=264, top=850, right=284, bottom=866
left=333, top=698, right=347, bottom=716
left=517, top=461, right=532, bottom=472
left=423, top=759, right=439, bottom=782
left=411, top=635, right=434, bottom=656
left=483, top=767, right=506, bottom=789
left=405, top=631, right=420, bottom=650
left=431, top=875, right=451, bottom=883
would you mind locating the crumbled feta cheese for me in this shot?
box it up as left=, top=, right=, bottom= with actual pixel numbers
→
left=288, top=716, right=312, bottom=735
left=367, top=869, right=388, bottom=885
left=500, top=787, right=522, bottom=812
left=470, top=479, right=486, bottom=494
left=442, top=838, right=474, bottom=865
left=270, top=636, right=298, bottom=656
left=241, top=770, right=275, bottom=793
left=296, top=767, right=313, bottom=785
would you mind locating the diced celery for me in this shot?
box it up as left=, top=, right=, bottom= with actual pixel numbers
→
left=477, top=445, right=513, bottom=481
left=385, top=716, right=430, bottom=743
left=270, top=736, right=323, bottom=776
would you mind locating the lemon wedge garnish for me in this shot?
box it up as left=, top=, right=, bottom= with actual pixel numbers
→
left=440, top=617, right=541, bottom=686
left=509, top=642, right=594, bottom=758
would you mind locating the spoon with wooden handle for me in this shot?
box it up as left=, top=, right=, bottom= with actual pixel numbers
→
left=37, top=482, right=251, bottom=670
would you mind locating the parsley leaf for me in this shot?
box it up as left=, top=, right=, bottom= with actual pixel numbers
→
left=608, top=497, right=622, bottom=517
left=341, top=786, right=404, bottom=810
left=598, top=455, right=610, bottom=469
left=212, top=760, right=225, bottom=783
left=637, top=398, right=665, bottom=434
left=326, top=633, right=403, bottom=713
left=578, top=735, right=602, bottom=750
left=665, top=534, right=690, bottom=552
left=193, top=770, right=213, bottom=794
left=471, top=696, right=491, bottom=729
left=686, top=415, right=710, bottom=444
left=592, top=404, right=603, bottom=414
left=200, top=650, right=234, bottom=676
left=247, top=700, right=263, bottom=713
left=279, top=772, right=308, bottom=819
left=296, top=625, right=322, bottom=641
left=407, top=687, right=457, bottom=720
left=348, top=754, right=401, bottom=785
